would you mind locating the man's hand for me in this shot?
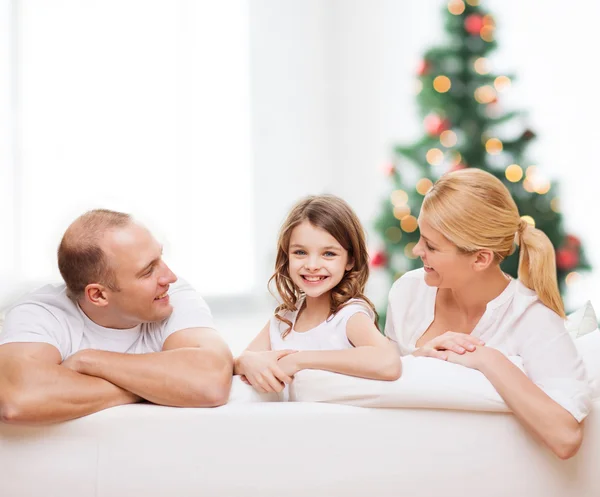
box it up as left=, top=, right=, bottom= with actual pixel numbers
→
left=61, top=349, right=92, bottom=373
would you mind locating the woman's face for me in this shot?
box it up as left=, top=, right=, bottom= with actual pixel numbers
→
left=412, top=215, right=477, bottom=289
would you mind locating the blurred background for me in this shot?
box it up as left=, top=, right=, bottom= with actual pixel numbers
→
left=1, top=0, right=598, bottom=352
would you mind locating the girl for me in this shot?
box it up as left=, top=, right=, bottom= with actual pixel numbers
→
left=385, top=168, right=591, bottom=459
left=234, top=194, right=401, bottom=394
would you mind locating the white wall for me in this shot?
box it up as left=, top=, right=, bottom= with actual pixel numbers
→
left=1, top=0, right=255, bottom=301
left=249, top=0, right=336, bottom=292
left=0, top=0, right=16, bottom=304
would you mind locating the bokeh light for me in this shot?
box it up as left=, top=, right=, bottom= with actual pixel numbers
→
left=448, top=0, right=465, bottom=16
left=474, top=85, right=496, bottom=104
left=426, top=148, right=444, bottom=166
left=566, top=272, right=581, bottom=286
left=433, top=75, right=452, bottom=93
left=393, top=204, right=411, bottom=220
left=480, top=26, right=494, bottom=42
left=391, top=189, right=409, bottom=206
left=401, top=215, right=419, bottom=233
left=385, top=226, right=403, bottom=243
left=520, top=215, right=535, bottom=228
left=485, top=138, right=503, bottom=154
left=505, top=164, right=523, bottom=182
left=473, top=57, right=490, bottom=75
left=416, top=178, right=434, bottom=195
left=494, top=76, right=511, bottom=92
left=440, top=130, right=458, bottom=147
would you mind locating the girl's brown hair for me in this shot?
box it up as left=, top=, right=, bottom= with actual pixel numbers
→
left=269, top=194, right=379, bottom=337
left=421, top=168, right=565, bottom=318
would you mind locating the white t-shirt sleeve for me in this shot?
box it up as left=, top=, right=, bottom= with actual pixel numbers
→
left=338, top=301, right=374, bottom=326
left=160, top=281, right=216, bottom=344
left=383, top=270, right=426, bottom=352
left=516, top=304, right=592, bottom=422
left=0, top=303, right=69, bottom=358
left=384, top=289, right=399, bottom=344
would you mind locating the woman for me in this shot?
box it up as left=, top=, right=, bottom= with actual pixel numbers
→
left=385, top=168, right=591, bottom=460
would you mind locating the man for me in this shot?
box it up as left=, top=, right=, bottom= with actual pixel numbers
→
left=0, top=209, right=233, bottom=424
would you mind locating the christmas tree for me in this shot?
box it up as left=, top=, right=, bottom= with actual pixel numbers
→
left=373, top=0, right=590, bottom=321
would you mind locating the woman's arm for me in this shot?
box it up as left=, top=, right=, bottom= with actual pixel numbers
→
left=481, top=349, right=583, bottom=459
left=278, top=312, right=402, bottom=381
left=447, top=346, right=584, bottom=459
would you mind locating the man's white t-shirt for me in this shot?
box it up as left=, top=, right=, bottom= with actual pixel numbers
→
left=0, top=279, right=214, bottom=360
left=385, top=268, right=592, bottom=421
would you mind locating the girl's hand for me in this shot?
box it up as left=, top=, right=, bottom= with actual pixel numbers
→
left=236, top=349, right=297, bottom=393
left=413, top=331, right=485, bottom=360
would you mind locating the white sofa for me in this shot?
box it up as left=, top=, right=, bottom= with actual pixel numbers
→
left=1, top=299, right=599, bottom=496
left=1, top=390, right=599, bottom=497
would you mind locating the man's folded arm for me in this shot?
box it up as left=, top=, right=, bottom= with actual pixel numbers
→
left=65, top=327, right=234, bottom=407
left=0, top=342, right=141, bottom=425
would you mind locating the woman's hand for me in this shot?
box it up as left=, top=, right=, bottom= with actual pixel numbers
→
left=413, top=331, right=485, bottom=360
left=236, top=350, right=297, bottom=393
left=277, top=352, right=303, bottom=377
left=445, top=345, right=499, bottom=370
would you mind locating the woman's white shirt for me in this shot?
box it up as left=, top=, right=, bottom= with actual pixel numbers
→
left=384, top=268, right=591, bottom=421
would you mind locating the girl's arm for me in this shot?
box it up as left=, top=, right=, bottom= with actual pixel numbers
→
left=279, top=312, right=402, bottom=381
left=234, top=321, right=296, bottom=393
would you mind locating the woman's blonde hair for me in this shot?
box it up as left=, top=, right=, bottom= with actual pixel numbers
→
left=269, top=194, right=379, bottom=337
left=421, top=168, right=565, bottom=318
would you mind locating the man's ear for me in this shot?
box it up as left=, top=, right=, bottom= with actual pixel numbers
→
left=84, top=284, right=109, bottom=307
left=472, top=249, right=495, bottom=272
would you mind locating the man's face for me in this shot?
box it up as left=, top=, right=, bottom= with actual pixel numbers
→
left=100, top=222, right=177, bottom=327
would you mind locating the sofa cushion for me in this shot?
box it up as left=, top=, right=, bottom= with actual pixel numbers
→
left=566, top=300, right=598, bottom=338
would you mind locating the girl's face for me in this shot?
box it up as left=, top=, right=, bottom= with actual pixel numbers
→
left=288, top=220, right=354, bottom=300
left=412, top=215, right=477, bottom=289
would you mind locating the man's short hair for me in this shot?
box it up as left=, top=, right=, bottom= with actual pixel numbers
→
left=57, top=209, right=132, bottom=300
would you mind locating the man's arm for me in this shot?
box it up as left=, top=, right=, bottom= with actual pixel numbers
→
left=0, top=343, right=141, bottom=425
left=65, top=328, right=233, bottom=407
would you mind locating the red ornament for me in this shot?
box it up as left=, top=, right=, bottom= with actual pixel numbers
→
left=417, top=60, right=430, bottom=76
left=556, top=248, right=579, bottom=271
left=424, top=114, right=450, bottom=136
left=450, top=163, right=467, bottom=172
left=464, top=14, right=485, bottom=36
left=370, top=251, right=387, bottom=268
left=565, top=234, right=581, bottom=248
left=521, top=129, right=536, bottom=141
left=383, top=163, right=396, bottom=176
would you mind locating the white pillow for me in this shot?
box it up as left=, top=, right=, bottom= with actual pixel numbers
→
left=566, top=300, right=598, bottom=338
left=575, top=329, right=600, bottom=399
left=289, top=329, right=600, bottom=410
left=289, top=355, right=515, bottom=412
left=227, top=375, right=280, bottom=403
